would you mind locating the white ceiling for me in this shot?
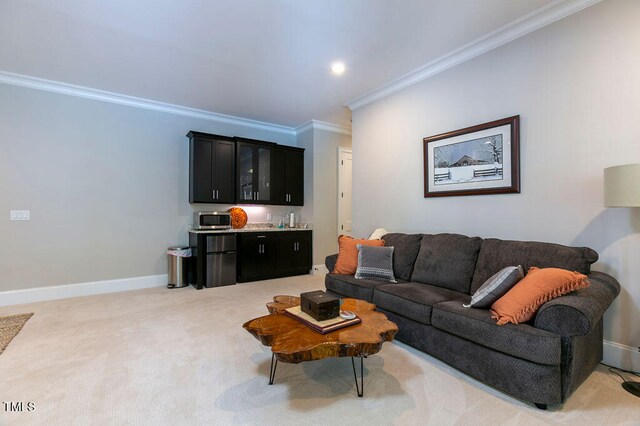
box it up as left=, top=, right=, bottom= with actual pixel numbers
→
left=0, top=0, right=555, bottom=129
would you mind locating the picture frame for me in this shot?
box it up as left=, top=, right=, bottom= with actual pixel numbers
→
left=423, top=115, right=520, bottom=197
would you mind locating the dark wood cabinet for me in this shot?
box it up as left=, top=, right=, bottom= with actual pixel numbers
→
left=272, top=147, right=304, bottom=206
left=236, top=137, right=275, bottom=204
left=237, top=233, right=278, bottom=282
left=188, top=131, right=236, bottom=204
left=237, top=230, right=312, bottom=282
left=188, top=131, right=304, bottom=206
left=277, top=231, right=312, bottom=276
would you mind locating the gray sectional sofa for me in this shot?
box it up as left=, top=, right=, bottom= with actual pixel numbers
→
left=324, top=233, right=620, bottom=409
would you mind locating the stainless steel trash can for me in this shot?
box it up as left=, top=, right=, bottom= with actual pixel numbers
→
left=167, top=246, right=191, bottom=288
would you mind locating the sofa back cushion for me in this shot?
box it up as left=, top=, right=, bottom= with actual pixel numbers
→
left=382, top=233, right=423, bottom=280
left=470, top=238, right=598, bottom=294
left=411, top=233, right=483, bottom=293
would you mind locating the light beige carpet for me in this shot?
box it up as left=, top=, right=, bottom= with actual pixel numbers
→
left=0, top=313, right=33, bottom=355
left=0, top=275, right=638, bottom=425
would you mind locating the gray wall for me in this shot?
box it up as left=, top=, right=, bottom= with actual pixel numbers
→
left=0, top=84, right=296, bottom=291
left=298, top=127, right=352, bottom=266
left=311, top=129, right=352, bottom=265
left=297, top=127, right=314, bottom=228
left=351, top=0, right=640, bottom=351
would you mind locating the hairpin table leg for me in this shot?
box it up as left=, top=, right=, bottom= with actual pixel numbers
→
left=269, top=353, right=278, bottom=385
left=351, top=355, right=364, bottom=397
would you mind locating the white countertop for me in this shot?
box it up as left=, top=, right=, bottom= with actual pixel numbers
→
left=188, top=227, right=311, bottom=234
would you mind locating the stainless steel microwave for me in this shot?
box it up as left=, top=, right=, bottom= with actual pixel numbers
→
left=193, top=211, right=232, bottom=230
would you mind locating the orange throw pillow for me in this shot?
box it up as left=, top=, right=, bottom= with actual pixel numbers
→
left=490, top=267, right=590, bottom=325
left=333, top=235, right=385, bottom=275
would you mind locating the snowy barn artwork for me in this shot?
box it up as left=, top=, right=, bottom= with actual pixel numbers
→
left=433, top=134, right=503, bottom=185
left=423, top=115, right=520, bottom=197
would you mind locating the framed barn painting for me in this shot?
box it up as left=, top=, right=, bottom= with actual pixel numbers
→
left=423, top=115, right=520, bottom=197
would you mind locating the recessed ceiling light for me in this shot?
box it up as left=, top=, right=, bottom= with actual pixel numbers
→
left=331, top=62, right=346, bottom=75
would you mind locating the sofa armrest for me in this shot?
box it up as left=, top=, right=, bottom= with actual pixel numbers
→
left=325, top=254, right=338, bottom=273
left=534, top=271, right=620, bottom=336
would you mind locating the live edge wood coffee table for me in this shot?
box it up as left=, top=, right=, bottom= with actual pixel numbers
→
left=243, top=295, right=398, bottom=397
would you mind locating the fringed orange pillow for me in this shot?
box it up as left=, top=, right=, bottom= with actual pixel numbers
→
left=333, top=235, right=384, bottom=275
left=490, top=267, right=589, bottom=325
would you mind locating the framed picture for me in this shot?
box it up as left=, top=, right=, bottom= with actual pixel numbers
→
left=423, top=115, right=520, bottom=197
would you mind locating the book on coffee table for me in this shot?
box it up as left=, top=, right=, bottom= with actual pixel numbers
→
left=284, top=305, right=361, bottom=334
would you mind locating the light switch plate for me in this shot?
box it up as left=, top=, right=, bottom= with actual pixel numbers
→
left=10, top=210, right=30, bottom=221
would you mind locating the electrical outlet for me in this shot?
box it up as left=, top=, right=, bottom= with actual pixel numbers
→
left=266, top=213, right=272, bottom=221
left=10, top=210, right=30, bottom=221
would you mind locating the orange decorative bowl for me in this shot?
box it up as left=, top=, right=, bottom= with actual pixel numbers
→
left=228, top=207, right=248, bottom=229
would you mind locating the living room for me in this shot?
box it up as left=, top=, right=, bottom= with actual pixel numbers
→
left=1, top=0, right=639, bottom=424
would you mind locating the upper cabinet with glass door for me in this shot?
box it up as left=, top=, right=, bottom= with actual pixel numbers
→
left=235, top=137, right=275, bottom=204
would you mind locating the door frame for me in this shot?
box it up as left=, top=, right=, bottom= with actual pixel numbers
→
left=337, top=147, right=353, bottom=236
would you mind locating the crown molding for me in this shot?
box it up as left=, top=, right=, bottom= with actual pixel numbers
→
left=295, top=119, right=352, bottom=136
left=346, top=0, right=602, bottom=111
left=0, top=70, right=297, bottom=136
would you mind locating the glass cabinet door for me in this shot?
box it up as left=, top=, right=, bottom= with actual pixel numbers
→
left=238, top=143, right=254, bottom=202
left=236, top=140, right=273, bottom=204
left=257, top=147, right=270, bottom=202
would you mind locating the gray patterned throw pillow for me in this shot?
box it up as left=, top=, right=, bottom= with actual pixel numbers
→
left=463, top=265, right=524, bottom=308
left=355, top=244, right=397, bottom=282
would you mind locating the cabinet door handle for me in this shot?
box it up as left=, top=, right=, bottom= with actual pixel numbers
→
left=256, top=191, right=259, bottom=201
left=215, top=190, right=219, bottom=199
left=213, top=190, right=216, bottom=199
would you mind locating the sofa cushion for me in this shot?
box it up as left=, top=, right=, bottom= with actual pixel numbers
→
left=470, top=238, right=598, bottom=294
left=410, top=233, right=483, bottom=293
left=355, top=245, right=396, bottom=282
left=432, top=299, right=561, bottom=366
left=325, top=274, right=397, bottom=302
left=333, top=235, right=384, bottom=274
left=373, top=282, right=467, bottom=325
left=490, top=267, right=590, bottom=325
left=381, top=233, right=423, bottom=281
left=464, top=265, right=524, bottom=308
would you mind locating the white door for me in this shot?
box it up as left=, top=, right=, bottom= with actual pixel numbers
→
left=338, top=148, right=353, bottom=236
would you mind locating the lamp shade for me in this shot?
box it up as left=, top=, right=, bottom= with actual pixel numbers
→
left=604, top=164, right=640, bottom=207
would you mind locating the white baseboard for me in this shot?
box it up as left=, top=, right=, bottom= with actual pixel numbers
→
left=311, top=264, right=329, bottom=276
left=0, top=274, right=168, bottom=307
left=603, top=340, right=640, bottom=371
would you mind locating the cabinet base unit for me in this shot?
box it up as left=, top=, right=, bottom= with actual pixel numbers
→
left=190, top=230, right=312, bottom=286
left=237, top=230, right=312, bottom=283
